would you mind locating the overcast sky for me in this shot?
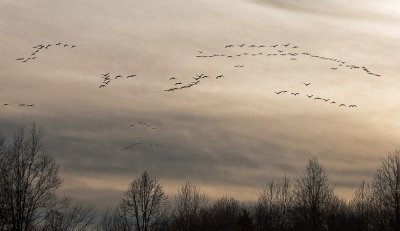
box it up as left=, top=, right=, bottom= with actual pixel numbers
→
left=1, top=0, right=400, bottom=208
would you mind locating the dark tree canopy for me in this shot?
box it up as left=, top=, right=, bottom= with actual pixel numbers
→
left=0, top=123, right=62, bottom=231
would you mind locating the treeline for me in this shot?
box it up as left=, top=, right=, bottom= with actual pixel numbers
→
left=1, top=124, right=400, bottom=231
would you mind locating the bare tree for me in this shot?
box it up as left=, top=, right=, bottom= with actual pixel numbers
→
left=208, top=197, right=241, bottom=231
left=121, top=171, right=168, bottom=231
left=0, top=123, right=62, bottom=231
left=351, top=181, right=373, bottom=231
left=293, top=157, right=335, bottom=231
left=373, top=150, right=400, bottom=231
left=173, top=181, right=208, bottom=231
left=40, top=197, right=95, bottom=231
left=97, top=205, right=130, bottom=231
left=256, top=175, right=293, bottom=231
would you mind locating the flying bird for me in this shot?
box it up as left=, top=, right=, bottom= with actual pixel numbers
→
left=303, top=82, right=311, bottom=86
left=291, top=92, right=299, bottom=96
left=339, top=104, right=346, bottom=107
left=127, top=75, right=136, bottom=78
left=115, top=75, right=122, bottom=79
left=275, top=91, right=287, bottom=95
left=120, top=142, right=141, bottom=151
left=71, top=45, right=76, bottom=48
left=169, top=77, right=176, bottom=80
left=306, top=94, right=314, bottom=98
left=216, top=75, right=224, bottom=79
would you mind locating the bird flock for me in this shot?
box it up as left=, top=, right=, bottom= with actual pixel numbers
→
left=164, top=74, right=224, bottom=92
left=195, top=43, right=381, bottom=77
left=275, top=82, right=357, bottom=108
left=16, top=42, right=77, bottom=63
left=120, top=122, right=164, bottom=151
left=99, top=73, right=137, bottom=88
left=130, top=121, right=158, bottom=130
left=1, top=103, right=35, bottom=108
left=9, top=42, right=379, bottom=115
left=120, top=142, right=165, bottom=151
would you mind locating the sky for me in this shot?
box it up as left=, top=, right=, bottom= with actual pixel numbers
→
left=1, top=0, right=400, bottom=209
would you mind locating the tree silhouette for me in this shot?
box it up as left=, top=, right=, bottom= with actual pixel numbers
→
left=40, top=197, right=95, bottom=231
left=120, top=171, right=168, bottom=231
left=255, top=175, right=293, bottom=231
left=173, top=181, right=208, bottom=231
left=0, top=123, right=62, bottom=231
left=293, top=157, right=335, bottom=231
left=373, top=150, right=400, bottom=230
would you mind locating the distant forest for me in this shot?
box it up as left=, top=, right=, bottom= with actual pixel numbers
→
left=1, top=124, right=399, bottom=231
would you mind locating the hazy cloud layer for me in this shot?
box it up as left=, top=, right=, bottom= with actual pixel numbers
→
left=1, top=0, right=399, bottom=210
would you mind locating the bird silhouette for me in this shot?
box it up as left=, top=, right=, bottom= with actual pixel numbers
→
left=238, top=44, right=246, bottom=47
left=56, top=43, right=61, bottom=46
left=270, top=45, right=278, bottom=48
left=64, top=44, right=68, bottom=47
left=115, top=75, right=122, bottom=79
left=349, top=105, right=357, bottom=107
left=175, top=82, right=182, bottom=85
left=303, top=82, right=311, bottom=86
left=169, top=77, right=176, bottom=80
left=306, top=94, right=313, bottom=98
left=291, top=92, right=299, bottom=96
left=101, top=73, right=110, bottom=77
left=331, top=101, right=336, bottom=104
left=275, top=91, right=287, bottom=95
left=120, top=142, right=141, bottom=151
left=323, top=98, right=330, bottom=102
left=339, top=104, right=346, bottom=107
left=2, top=104, right=9, bottom=106
left=282, top=43, right=290, bottom=47
left=127, top=75, right=136, bottom=78
left=27, top=104, right=34, bottom=107
left=71, top=45, right=76, bottom=48
left=225, top=45, right=234, bottom=48
left=16, top=58, right=24, bottom=61
left=216, top=75, right=224, bottom=79
left=331, top=67, right=338, bottom=70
